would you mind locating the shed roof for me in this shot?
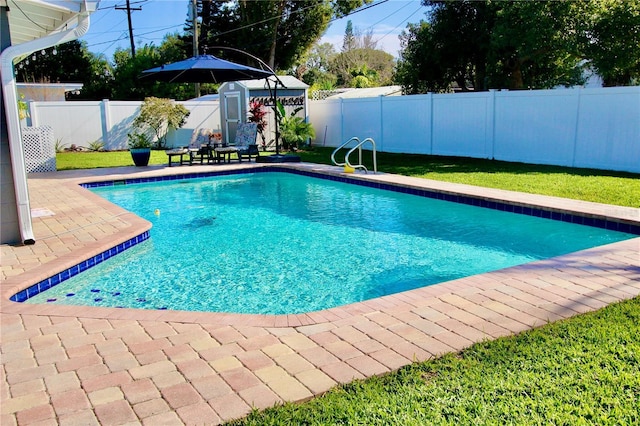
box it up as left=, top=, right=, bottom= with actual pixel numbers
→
left=326, top=86, right=402, bottom=99
left=225, top=75, right=309, bottom=91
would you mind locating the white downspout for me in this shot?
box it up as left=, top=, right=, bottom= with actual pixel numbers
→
left=0, top=3, right=91, bottom=245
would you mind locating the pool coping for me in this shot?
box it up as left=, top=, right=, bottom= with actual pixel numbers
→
left=2, top=161, right=639, bottom=424
left=1, top=162, right=638, bottom=326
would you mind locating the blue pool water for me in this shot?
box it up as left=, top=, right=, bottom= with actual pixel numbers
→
left=26, top=172, right=634, bottom=314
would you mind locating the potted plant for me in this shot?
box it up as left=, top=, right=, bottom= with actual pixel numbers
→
left=127, top=132, right=152, bottom=166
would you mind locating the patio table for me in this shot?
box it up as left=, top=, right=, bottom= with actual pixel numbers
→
left=214, top=146, right=238, bottom=163
left=165, top=148, right=191, bottom=166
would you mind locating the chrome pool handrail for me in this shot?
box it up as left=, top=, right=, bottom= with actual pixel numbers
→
left=345, top=137, right=377, bottom=174
left=331, top=136, right=360, bottom=167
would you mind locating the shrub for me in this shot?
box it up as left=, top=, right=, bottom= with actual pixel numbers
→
left=132, top=97, right=190, bottom=148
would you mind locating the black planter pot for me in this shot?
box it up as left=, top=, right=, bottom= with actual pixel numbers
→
left=130, top=148, right=151, bottom=166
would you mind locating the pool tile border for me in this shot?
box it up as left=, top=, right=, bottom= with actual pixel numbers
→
left=9, top=231, right=150, bottom=303
left=12, top=164, right=637, bottom=307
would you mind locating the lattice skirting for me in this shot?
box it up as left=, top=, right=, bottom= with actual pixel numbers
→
left=23, top=126, right=56, bottom=173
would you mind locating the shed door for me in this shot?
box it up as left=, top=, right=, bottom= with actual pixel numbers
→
left=224, top=92, right=241, bottom=144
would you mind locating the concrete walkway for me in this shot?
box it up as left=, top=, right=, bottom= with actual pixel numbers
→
left=2, top=163, right=638, bottom=425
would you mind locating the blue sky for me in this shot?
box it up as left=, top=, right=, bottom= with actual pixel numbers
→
left=80, top=0, right=428, bottom=61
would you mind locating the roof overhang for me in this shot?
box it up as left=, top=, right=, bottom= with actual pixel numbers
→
left=2, top=0, right=98, bottom=46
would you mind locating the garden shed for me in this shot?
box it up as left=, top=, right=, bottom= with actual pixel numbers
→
left=218, top=76, right=308, bottom=150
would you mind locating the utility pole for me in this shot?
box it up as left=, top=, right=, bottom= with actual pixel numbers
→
left=116, top=0, right=141, bottom=58
left=192, top=0, right=200, bottom=97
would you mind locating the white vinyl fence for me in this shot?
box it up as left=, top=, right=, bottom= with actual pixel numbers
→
left=27, top=99, right=222, bottom=151
left=310, top=86, right=640, bottom=173
left=25, top=86, right=639, bottom=173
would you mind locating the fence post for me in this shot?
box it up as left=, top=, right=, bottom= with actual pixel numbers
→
left=379, top=95, right=384, bottom=151
left=27, top=100, right=38, bottom=127
left=428, top=92, right=434, bottom=154
left=571, top=88, right=582, bottom=168
left=488, top=89, right=496, bottom=159
left=101, top=99, right=111, bottom=149
left=340, top=98, right=345, bottom=145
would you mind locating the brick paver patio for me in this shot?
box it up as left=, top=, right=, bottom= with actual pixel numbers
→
left=1, top=163, right=638, bottom=425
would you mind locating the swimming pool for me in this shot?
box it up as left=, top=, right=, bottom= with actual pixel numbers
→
left=22, top=170, right=636, bottom=314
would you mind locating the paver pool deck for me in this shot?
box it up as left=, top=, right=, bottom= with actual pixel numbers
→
left=1, top=162, right=639, bottom=425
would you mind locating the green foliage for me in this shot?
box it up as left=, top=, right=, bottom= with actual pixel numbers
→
left=582, top=0, right=640, bottom=86
left=68, top=49, right=113, bottom=101
left=331, top=48, right=395, bottom=87
left=15, top=40, right=93, bottom=85
left=487, top=0, right=586, bottom=89
left=342, top=20, right=356, bottom=52
left=126, top=133, right=152, bottom=149
left=230, top=297, right=640, bottom=425
left=110, top=44, right=193, bottom=101
left=17, top=94, right=28, bottom=120
left=396, top=0, right=638, bottom=93
left=276, top=101, right=315, bottom=150
left=294, top=42, right=340, bottom=90
left=396, top=22, right=451, bottom=93
left=54, top=139, right=67, bottom=153
left=349, top=64, right=379, bottom=87
left=132, top=97, right=190, bottom=148
left=87, top=140, right=105, bottom=152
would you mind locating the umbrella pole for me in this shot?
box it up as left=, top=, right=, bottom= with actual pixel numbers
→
left=273, top=80, right=279, bottom=155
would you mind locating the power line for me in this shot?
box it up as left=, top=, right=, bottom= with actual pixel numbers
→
left=85, top=0, right=407, bottom=60
left=373, top=5, right=425, bottom=50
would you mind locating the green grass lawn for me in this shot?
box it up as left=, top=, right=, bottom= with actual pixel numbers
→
left=56, top=148, right=639, bottom=207
left=56, top=150, right=170, bottom=170
left=230, top=297, right=640, bottom=425
left=297, top=147, right=640, bottom=208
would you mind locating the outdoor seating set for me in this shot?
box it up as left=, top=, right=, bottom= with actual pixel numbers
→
left=166, top=123, right=259, bottom=166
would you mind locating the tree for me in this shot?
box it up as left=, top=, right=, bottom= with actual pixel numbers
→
left=15, top=40, right=93, bottom=86
left=331, top=48, right=395, bottom=87
left=396, top=22, right=451, bottom=93
left=487, top=0, right=586, bottom=89
left=343, top=20, right=357, bottom=52
left=189, top=0, right=371, bottom=71
left=291, top=42, right=338, bottom=87
left=582, top=0, right=640, bottom=86
left=109, top=39, right=194, bottom=101
left=329, top=20, right=394, bottom=87
left=396, top=1, right=591, bottom=93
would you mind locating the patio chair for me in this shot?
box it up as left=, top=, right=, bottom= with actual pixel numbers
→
left=234, top=122, right=259, bottom=162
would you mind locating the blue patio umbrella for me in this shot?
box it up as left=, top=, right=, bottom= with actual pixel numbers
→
left=139, top=54, right=274, bottom=84
left=140, top=51, right=298, bottom=161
